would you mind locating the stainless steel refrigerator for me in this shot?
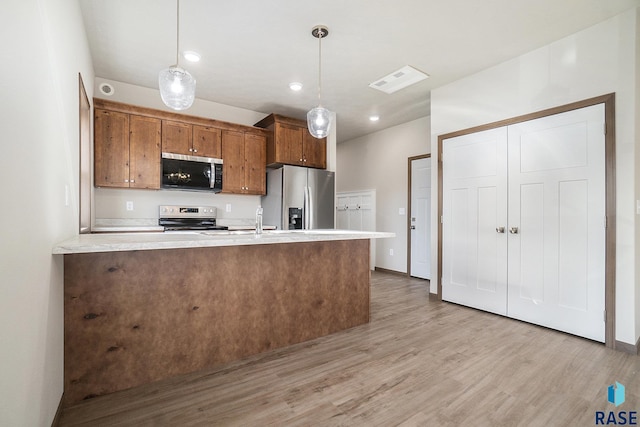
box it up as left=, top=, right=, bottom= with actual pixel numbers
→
left=262, top=166, right=335, bottom=230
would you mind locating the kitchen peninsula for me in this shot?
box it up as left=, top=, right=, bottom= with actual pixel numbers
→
left=54, top=230, right=393, bottom=404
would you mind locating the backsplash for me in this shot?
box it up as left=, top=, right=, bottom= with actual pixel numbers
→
left=94, top=187, right=261, bottom=223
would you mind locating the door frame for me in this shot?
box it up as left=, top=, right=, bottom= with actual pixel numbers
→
left=407, top=154, right=432, bottom=278
left=437, top=93, right=616, bottom=348
left=79, top=73, right=92, bottom=234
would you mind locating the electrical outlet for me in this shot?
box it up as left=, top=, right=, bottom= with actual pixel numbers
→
left=126, top=201, right=134, bottom=211
left=226, top=204, right=232, bottom=213
left=389, top=248, right=394, bottom=256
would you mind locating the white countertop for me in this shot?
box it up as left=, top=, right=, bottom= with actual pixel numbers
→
left=52, top=230, right=395, bottom=255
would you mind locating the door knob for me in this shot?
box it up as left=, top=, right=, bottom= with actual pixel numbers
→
left=496, top=227, right=505, bottom=233
left=509, top=227, right=519, bottom=234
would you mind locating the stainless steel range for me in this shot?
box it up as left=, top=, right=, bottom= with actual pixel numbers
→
left=159, top=205, right=228, bottom=231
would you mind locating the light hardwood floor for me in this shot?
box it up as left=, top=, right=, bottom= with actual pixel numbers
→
left=59, top=271, right=639, bottom=426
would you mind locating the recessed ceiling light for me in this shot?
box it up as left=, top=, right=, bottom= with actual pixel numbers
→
left=369, top=115, right=380, bottom=122
left=183, top=51, right=201, bottom=62
left=289, top=82, right=303, bottom=91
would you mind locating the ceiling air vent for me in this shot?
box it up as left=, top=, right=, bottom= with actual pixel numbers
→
left=369, top=65, right=429, bottom=94
left=99, top=83, right=115, bottom=96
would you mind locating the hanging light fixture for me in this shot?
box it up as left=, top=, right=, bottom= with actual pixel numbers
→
left=307, top=25, right=332, bottom=139
left=159, top=0, right=196, bottom=110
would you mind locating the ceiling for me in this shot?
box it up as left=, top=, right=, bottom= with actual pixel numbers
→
left=80, top=0, right=640, bottom=143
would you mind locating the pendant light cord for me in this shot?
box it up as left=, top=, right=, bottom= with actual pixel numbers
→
left=175, top=0, right=180, bottom=67
left=317, top=29, right=323, bottom=105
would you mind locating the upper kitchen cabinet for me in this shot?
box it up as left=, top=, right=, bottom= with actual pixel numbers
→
left=221, top=130, right=266, bottom=195
left=94, top=99, right=269, bottom=194
left=254, top=114, right=326, bottom=169
left=94, top=109, right=161, bottom=189
left=162, top=120, right=222, bottom=158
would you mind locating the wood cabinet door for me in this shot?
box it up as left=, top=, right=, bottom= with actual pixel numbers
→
left=94, top=109, right=130, bottom=187
left=221, top=130, right=246, bottom=193
left=193, top=125, right=222, bottom=158
left=162, top=120, right=192, bottom=155
left=302, top=131, right=327, bottom=169
left=129, top=115, right=161, bottom=189
left=275, top=123, right=303, bottom=165
left=244, top=133, right=266, bottom=195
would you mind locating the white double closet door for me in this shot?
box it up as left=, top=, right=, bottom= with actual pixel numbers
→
left=442, top=104, right=606, bottom=342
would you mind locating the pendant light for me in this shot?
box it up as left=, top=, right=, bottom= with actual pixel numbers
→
left=159, top=0, right=196, bottom=110
left=307, top=25, right=332, bottom=139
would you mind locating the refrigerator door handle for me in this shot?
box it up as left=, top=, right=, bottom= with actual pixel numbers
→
left=307, top=185, right=314, bottom=229
left=304, top=186, right=310, bottom=229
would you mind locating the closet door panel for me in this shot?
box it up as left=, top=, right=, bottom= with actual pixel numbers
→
left=507, top=103, right=605, bottom=342
left=442, top=127, right=508, bottom=316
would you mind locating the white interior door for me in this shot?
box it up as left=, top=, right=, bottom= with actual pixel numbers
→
left=442, top=128, right=509, bottom=315
left=507, top=104, right=606, bottom=342
left=410, top=157, right=431, bottom=279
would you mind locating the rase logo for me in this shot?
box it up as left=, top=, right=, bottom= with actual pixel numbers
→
left=596, top=382, right=637, bottom=425
left=609, top=382, right=626, bottom=407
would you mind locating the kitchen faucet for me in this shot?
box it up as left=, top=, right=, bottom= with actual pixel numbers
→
left=255, top=207, right=263, bottom=235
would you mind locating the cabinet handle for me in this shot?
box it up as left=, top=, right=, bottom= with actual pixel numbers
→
left=124, top=179, right=129, bottom=183
left=188, top=148, right=193, bottom=152
left=130, top=180, right=135, bottom=183
left=410, top=225, right=416, bottom=230
left=193, top=149, right=197, bottom=153
left=496, top=227, right=505, bottom=233
left=509, top=227, right=519, bottom=234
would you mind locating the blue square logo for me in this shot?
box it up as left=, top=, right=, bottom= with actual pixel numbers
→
left=608, top=382, right=625, bottom=407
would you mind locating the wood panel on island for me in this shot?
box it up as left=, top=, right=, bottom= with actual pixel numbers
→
left=62, top=239, right=371, bottom=405
left=254, top=113, right=327, bottom=169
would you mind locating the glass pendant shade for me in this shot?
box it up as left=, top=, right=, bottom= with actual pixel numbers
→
left=159, top=66, right=196, bottom=111
left=307, top=106, right=331, bottom=139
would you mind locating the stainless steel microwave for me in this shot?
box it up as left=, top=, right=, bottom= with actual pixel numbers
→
left=161, top=152, right=223, bottom=193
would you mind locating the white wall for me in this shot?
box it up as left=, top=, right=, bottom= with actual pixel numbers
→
left=0, top=0, right=94, bottom=425
left=431, top=9, right=639, bottom=346
left=636, top=7, right=640, bottom=344
left=93, top=78, right=337, bottom=223
left=337, top=117, right=430, bottom=273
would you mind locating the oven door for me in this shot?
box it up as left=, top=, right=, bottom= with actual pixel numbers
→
left=161, top=153, right=223, bottom=192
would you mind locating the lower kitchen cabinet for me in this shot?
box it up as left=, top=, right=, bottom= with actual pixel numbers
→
left=221, top=130, right=266, bottom=195
left=94, top=109, right=161, bottom=189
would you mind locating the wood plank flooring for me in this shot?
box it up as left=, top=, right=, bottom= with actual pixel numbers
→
left=59, top=271, right=640, bottom=426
